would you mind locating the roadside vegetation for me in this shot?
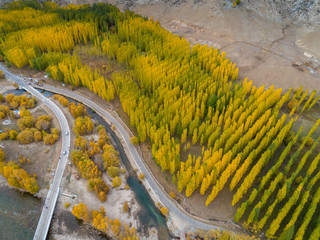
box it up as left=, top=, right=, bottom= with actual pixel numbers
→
left=0, top=90, right=60, bottom=195
left=53, top=94, right=137, bottom=238
left=1, top=1, right=320, bottom=239
left=0, top=94, right=59, bottom=145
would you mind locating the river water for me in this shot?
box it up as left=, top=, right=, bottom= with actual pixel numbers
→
left=0, top=88, right=172, bottom=239
left=86, top=104, right=172, bottom=239
left=0, top=186, right=42, bottom=240
left=0, top=89, right=42, bottom=240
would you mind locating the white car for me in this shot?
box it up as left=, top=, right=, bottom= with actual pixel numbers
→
left=63, top=151, right=67, bottom=155
left=66, top=131, right=69, bottom=135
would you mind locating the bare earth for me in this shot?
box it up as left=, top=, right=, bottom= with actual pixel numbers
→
left=0, top=82, right=62, bottom=197
left=47, top=96, right=143, bottom=239
left=129, top=1, right=320, bottom=91
left=2, top=2, right=320, bottom=236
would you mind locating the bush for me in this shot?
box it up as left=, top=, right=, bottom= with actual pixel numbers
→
left=0, top=70, right=5, bottom=79
left=17, top=129, right=34, bottom=144
left=17, top=116, right=36, bottom=130
left=64, top=202, right=70, bottom=208
left=138, top=173, right=144, bottom=180
left=288, top=99, right=299, bottom=110
left=169, top=191, right=176, bottom=199
left=9, top=130, right=18, bottom=140
left=53, top=94, right=69, bottom=107
left=96, top=124, right=105, bottom=132
left=73, top=116, right=94, bottom=135
left=102, top=144, right=120, bottom=170
left=301, top=136, right=313, bottom=146
left=160, top=207, right=168, bottom=216
left=284, top=131, right=295, bottom=143
left=35, top=115, right=52, bottom=131
left=295, top=176, right=303, bottom=185
left=107, top=166, right=119, bottom=178
left=0, top=132, right=9, bottom=140
left=123, top=201, right=129, bottom=213
left=130, top=136, right=139, bottom=145
left=0, top=105, right=9, bottom=118
left=112, top=176, right=122, bottom=188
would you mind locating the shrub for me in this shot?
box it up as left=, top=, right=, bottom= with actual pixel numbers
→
left=0, top=105, right=9, bottom=118
left=169, top=191, right=176, bottom=199
left=301, top=136, right=313, bottom=146
left=64, top=202, right=70, bottom=208
left=17, top=129, right=34, bottom=144
left=288, top=99, right=299, bottom=110
left=160, top=207, right=168, bottom=216
left=138, top=173, right=145, bottom=180
left=130, top=136, right=139, bottom=145
left=107, top=166, right=119, bottom=178
left=123, top=201, right=129, bottom=213
left=284, top=131, right=295, bottom=143
left=0, top=70, right=5, bottom=79
left=112, top=176, right=122, bottom=188
left=73, top=116, right=94, bottom=135
left=0, top=132, right=9, bottom=140
left=9, top=130, right=18, bottom=140
left=295, top=176, right=303, bottom=185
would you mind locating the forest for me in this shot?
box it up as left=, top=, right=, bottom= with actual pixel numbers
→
left=1, top=1, right=320, bottom=239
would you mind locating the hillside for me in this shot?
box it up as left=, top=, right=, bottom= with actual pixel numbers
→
left=1, top=1, right=320, bottom=239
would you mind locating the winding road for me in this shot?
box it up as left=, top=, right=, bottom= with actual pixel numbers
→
left=35, top=84, right=236, bottom=234
left=0, top=63, right=240, bottom=237
left=0, top=64, right=71, bottom=240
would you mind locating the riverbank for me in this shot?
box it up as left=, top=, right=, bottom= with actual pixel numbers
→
left=32, top=82, right=247, bottom=237
left=4, top=62, right=249, bottom=236
left=0, top=83, right=62, bottom=199
left=42, top=90, right=169, bottom=239
left=0, top=82, right=59, bottom=240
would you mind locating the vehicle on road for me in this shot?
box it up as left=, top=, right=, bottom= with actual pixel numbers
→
left=63, top=151, right=66, bottom=155
left=66, top=131, right=69, bottom=135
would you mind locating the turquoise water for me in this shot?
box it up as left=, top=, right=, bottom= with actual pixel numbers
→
left=36, top=89, right=173, bottom=239
left=88, top=107, right=173, bottom=239
left=0, top=187, right=42, bottom=240
left=0, top=88, right=173, bottom=239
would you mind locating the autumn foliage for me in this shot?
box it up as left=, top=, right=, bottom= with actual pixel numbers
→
left=72, top=203, right=139, bottom=239
left=0, top=149, right=39, bottom=194
left=1, top=2, right=320, bottom=238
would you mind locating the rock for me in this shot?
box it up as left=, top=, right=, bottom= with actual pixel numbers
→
left=239, top=0, right=320, bottom=26
left=1, top=0, right=319, bottom=26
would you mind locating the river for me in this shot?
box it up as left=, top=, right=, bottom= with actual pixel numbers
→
left=0, top=89, right=42, bottom=240
left=0, top=186, right=42, bottom=240
left=0, top=88, right=173, bottom=239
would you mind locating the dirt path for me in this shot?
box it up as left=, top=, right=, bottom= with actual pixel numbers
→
left=130, top=1, right=320, bottom=92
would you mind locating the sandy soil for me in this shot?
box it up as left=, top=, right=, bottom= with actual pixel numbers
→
left=46, top=96, right=142, bottom=239
left=130, top=1, right=320, bottom=92
left=2, top=2, right=319, bottom=235
left=0, top=82, right=62, bottom=197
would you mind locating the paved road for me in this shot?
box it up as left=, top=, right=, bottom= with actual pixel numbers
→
left=37, top=84, right=236, bottom=234
left=0, top=65, right=71, bottom=240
